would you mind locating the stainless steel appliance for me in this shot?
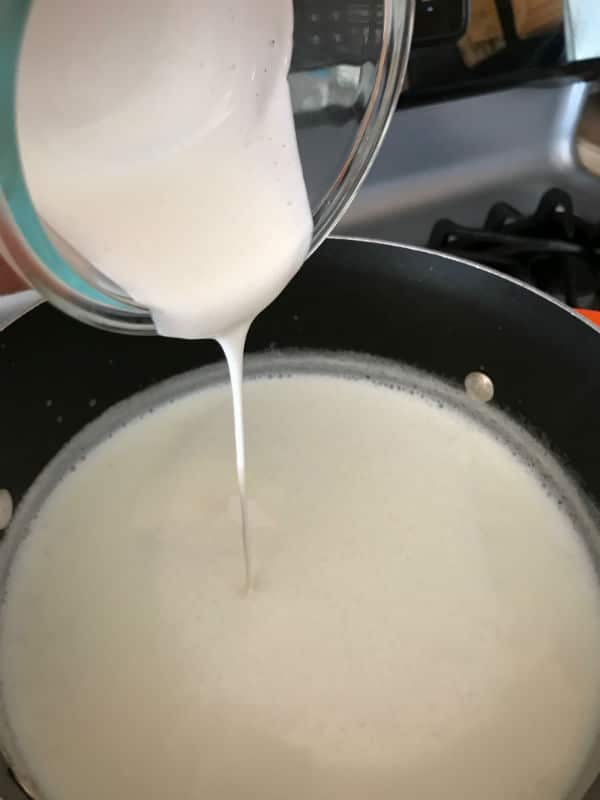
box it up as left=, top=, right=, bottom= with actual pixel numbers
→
left=339, top=0, right=600, bottom=311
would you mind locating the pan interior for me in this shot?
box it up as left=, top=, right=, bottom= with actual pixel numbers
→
left=1, top=350, right=600, bottom=800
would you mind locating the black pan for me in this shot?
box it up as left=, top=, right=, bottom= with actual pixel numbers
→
left=1, top=237, right=600, bottom=798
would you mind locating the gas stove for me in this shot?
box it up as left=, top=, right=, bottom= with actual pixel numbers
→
left=334, top=0, right=600, bottom=315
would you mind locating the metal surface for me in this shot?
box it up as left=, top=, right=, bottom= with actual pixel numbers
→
left=464, top=371, right=495, bottom=403
left=338, top=80, right=600, bottom=246
left=565, top=0, right=600, bottom=61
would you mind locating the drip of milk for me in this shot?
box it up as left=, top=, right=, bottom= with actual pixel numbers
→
left=219, top=325, right=252, bottom=587
left=2, top=371, right=600, bottom=800
left=17, top=0, right=313, bottom=586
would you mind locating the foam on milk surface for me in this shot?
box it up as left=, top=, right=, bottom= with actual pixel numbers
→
left=2, top=372, right=600, bottom=800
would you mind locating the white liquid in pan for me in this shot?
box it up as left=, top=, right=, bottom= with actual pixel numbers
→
left=2, top=369, right=600, bottom=800
left=17, top=0, right=313, bottom=586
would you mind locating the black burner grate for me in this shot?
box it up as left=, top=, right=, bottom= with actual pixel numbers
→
left=428, top=189, right=600, bottom=309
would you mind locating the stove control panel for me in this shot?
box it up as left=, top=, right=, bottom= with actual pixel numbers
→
left=413, top=0, right=469, bottom=46
left=292, top=1, right=469, bottom=71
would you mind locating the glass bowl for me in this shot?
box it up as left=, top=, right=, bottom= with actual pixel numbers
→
left=0, top=0, right=414, bottom=334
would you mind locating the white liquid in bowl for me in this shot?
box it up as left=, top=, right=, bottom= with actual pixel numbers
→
left=17, top=0, right=313, bottom=341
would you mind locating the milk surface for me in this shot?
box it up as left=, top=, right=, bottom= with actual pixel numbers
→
left=2, top=371, right=600, bottom=800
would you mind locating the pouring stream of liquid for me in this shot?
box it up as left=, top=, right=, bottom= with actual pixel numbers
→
left=219, top=326, right=252, bottom=591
